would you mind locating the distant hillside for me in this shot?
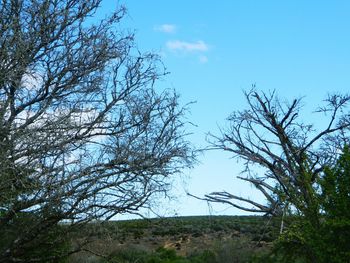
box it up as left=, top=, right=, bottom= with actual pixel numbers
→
left=69, top=215, right=281, bottom=263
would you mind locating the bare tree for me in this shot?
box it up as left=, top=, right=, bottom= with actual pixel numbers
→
left=201, top=89, right=350, bottom=220
left=0, top=0, right=194, bottom=261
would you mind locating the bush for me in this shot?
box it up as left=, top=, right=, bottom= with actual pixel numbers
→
left=266, top=146, right=350, bottom=263
left=187, top=250, right=216, bottom=263
left=0, top=212, right=71, bottom=263
left=106, top=247, right=223, bottom=263
left=106, top=247, right=190, bottom=263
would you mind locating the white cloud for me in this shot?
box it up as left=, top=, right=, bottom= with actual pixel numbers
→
left=154, top=24, right=177, bottom=33
left=166, top=40, right=209, bottom=52
left=199, top=55, right=208, bottom=63
left=21, top=70, right=44, bottom=91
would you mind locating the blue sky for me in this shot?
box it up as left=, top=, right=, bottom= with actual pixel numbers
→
left=101, top=1, right=350, bottom=217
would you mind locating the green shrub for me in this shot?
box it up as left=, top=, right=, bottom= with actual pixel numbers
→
left=106, top=247, right=221, bottom=263
left=188, top=250, right=216, bottom=263
left=106, top=247, right=188, bottom=263
left=267, top=146, right=350, bottom=263
left=0, top=212, right=71, bottom=263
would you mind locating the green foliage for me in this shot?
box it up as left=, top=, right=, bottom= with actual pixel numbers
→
left=320, top=145, right=350, bottom=219
left=187, top=250, right=216, bottom=263
left=148, top=247, right=188, bottom=263
left=213, top=238, right=268, bottom=263
left=0, top=212, right=70, bottom=262
left=271, top=220, right=320, bottom=262
left=318, top=145, right=350, bottom=262
left=269, top=146, right=350, bottom=263
left=106, top=247, right=200, bottom=263
left=105, top=247, right=239, bottom=263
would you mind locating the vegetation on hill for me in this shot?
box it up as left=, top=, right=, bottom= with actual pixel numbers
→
left=68, top=215, right=280, bottom=263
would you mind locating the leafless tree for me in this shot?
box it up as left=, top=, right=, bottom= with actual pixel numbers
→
left=201, top=89, right=350, bottom=220
left=0, top=0, right=194, bottom=261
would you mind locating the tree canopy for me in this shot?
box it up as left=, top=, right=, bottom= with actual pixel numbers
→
left=0, top=0, right=194, bottom=261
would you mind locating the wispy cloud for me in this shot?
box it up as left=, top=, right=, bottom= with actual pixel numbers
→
left=154, top=24, right=177, bottom=33
left=198, top=55, right=208, bottom=63
left=166, top=40, right=209, bottom=52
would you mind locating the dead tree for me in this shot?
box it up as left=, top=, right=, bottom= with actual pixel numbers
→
left=203, top=90, right=350, bottom=218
